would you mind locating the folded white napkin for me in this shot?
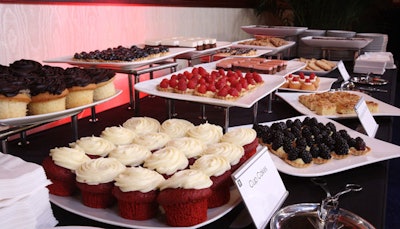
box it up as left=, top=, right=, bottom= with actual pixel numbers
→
left=0, top=153, right=51, bottom=201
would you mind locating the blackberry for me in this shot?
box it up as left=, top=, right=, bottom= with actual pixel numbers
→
left=283, top=138, right=294, bottom=152
left=296, top=137, right=307, bottom=148
left=286, top=119, right=294, bottom=129
left=253, top=124, right=269, bottom=137
left=311, top=125, right=321, bottom=136
left=283, top=130, right=296, bottom=141
left=347, top=138, right=357, bottom=148
left=314, top=134, right=324, bottom=145
left=286, top=147, right=299, bottom=161
left=291, top=126, right=302, bottom=138
left=306, top=136, right=315, bottom=146
left=319, top=143, right=332, bottom=159
left=270, top=122, right=286, bottom=132
left=310, top=145, right=320, bottom=158
left=354, top=137, right=367, bottom=151
left=302, top=117, right=311, bottom=126
left=271, top=134, right=284, bottom=151
left=324, top=136, right=336, bottom=150
left=302, top=126, right=313, bottom=139
left=293, top=119, right=302, bottom=129
left=301, top=150, right=313, bottom=164
left=339, top=129, right=351, bottom=141
left=308, top=117, right=319, bottom=127
left=334, top=138, right=349, bottom=155
left=325, top=122, right=337, bottom=133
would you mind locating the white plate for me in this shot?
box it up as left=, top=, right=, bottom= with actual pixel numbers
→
left=135, top=69, right=284, bottom=108
left=44, top=48, right=195, bottom=71
left=198, top=58, right=306, bottom=78
left=50, top=186, right=241, bottom=229
left=181, top=41, right=232, bottom=56
left=278, top=77, right=337, bottom=93
left=293, top=59, right=339, bottom=76
left=275, top=91, right=400, bottom=118
left=241, top=25, right=308, bottom=37
left=213, top=49, right=272, bottom=58
left=0, top=90, right=122, bottom=127
left=233, top=115, right=400, bottom=177
left=231, top=39, right=296, bottom=55
left=301, top=36, right=373, bottom=49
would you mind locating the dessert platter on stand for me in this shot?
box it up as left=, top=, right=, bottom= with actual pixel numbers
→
left=0, top=90, right=122, bottom=127
left=44, top=47, right=195, bottom=71
left=300, top=36, right=373, bottom=49
left=241, top=25, right=308, bottom=37
left=231, top=39, right=296, bottom=56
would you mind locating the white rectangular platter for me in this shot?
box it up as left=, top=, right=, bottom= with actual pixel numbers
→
left=135, top=67, right=285, bottom=108
left=241, top=25, right=308, bottom=37
left=293, top=59, right=339, bottom=76
left=198, top=58, right=306, bottom=78
left=44, top=47, right=195, bottom=71
left=232, top=115, right=400, bottom=177
left=231, top=39, right=296, bottom=55
left=301, top=36, right=373, bottom=49
left=275, top=91, right=400, bottom=118
left=182, top=41, right=232, bottom=55
left=0, top=90, right=122, bottom=127
left=213, top=49, right=272, bottom=58
left=278, top=77, right=337, bottom=93
left=50, top=188, right=241, bottom=229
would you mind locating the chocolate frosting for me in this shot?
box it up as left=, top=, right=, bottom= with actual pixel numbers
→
left=0, top=73, right=29, bottom=97
left=63, top=67, right=93, bottom=88
left=28, top=74, right=66, bottom=96
left=9, top=59, right=42, bottom=76
left=84, top=68, right=116, bottom=84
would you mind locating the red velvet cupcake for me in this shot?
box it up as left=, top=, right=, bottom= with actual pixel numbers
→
left=75, top=157, right=125, bottom=208
left=41, top=146, right=90, bottom=196
left=157, top=169, right=212, bottom=227
left=220, top=127, right=258, bottom=160
left=190, top=154, right=232, bottom=208
left=112, top=167, right=165, bottom=220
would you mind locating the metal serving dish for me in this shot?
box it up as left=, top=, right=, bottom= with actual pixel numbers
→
left=350, top=76, right=388, bottom=85
left=270, top=203, right=375, bottom=229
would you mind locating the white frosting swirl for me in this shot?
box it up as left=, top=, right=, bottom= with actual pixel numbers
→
left=114, top=167, right=165, bottom=193
left=122, top=117, right=160, bottom=135
left=71, top=136, right=116, bottom=157
left=100, top=126, right=137, bottom=145
left=166, top=137, right=206, bottom=159
left=49, top=146, right=91, bottom=171
left=108, top=144, right=152, bottom=166
left=159, top=169, right=212, bottom=190
left=75, top=157, right=125, bottom=185
left=160, top=118, right=194, bottom=139
left=143, top=146, right=188, bottom=175
left=133, top=132, right=171, bottom=151
left=190, top=154, right=231, bottom=177
left=220, top=128, right=257, bottom=146
left=186, top=122, right=223, bottom=145
left=202, top=142, right=244, bottom=166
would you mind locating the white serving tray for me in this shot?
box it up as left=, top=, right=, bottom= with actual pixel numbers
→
left=301, top=36, right=373, bottom=49
left=44, top=47, right=195, bottom=71
left=275, top=91, right=400, bottom=118
left=231, top=39, right=296, bottom=55
left=50, top=187, right=241, bottom=229
left=241, top=25, right=308, bottom=37
left=0, top=90, right=122, bottom=127
left=278, top=77, right=337, bottom=93
left=232, top=115, right=400, bottom=177
left=134, top=67, right=285, bottom=108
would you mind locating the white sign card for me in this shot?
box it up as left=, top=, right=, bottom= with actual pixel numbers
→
left=232, top=147, right=288, bottom=229
left=337, top=60, right=351, bottom=82
left=354, top=97, right=379, bottom=137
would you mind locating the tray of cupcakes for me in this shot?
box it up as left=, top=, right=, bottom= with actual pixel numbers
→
left=45, top=117, right=263, bottom=228
left=0, top=59, right=120, bottom=126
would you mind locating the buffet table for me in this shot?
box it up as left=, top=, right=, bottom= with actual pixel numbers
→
left=4, top=61, right=398, bottom=228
